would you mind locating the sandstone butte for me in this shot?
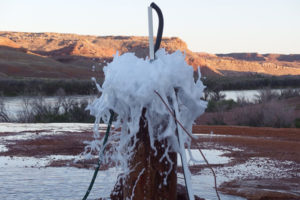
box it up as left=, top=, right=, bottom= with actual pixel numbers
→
left=0, top=31, right=300, bottom=79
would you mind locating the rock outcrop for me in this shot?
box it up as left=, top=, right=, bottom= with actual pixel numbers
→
left=0, top=31, right=300, bottom=79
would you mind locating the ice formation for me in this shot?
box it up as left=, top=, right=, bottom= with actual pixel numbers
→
left=85, top=49, right=207, bottom=199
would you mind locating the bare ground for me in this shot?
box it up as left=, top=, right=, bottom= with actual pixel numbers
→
left=192, top=125, right=300, bottom=200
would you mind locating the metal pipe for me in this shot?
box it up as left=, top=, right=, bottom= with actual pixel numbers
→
left=148, top=6, right=155, bottom=60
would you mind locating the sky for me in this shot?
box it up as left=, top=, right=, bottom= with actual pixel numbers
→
left=1, top=0, right=300, bottom=54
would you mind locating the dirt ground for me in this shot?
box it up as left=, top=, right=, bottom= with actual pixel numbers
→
left=192, top=125, right=300, bottom=200
left=1, top=124, right=299, bottom=200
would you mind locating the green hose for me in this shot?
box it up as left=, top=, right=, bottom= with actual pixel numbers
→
left=82, top=111, right=114, bottom=200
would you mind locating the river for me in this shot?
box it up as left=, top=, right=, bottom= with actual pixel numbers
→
left=1, top=88, right=298, bottom=120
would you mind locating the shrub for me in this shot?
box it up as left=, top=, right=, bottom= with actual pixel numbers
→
left=254, top=88, right=279, bottom=103
left=0, top=78, right=97, bottom=96
left=0, top=96, right=10, bottom=122
left=262, top=101, right=294, bottom=128
left=235, top=105, right=264, bottom=127
left=202, top=75, right=300, bottom=91
left=211, top=112, right=226, bottom=125
left=206, top=99, right=237, bottom=112
left=279, top=88, right=300, bottom=99
left=236, top=96, right=252, bottom=107
left=208, top=88, right=226, bottom=101
left=17, top=96, right=35, bottom=123
left=17, top=93, right=95, bottom=123
left=235, top=101, right=294, bottom=128
left=295, top=118, right=300, bottom=128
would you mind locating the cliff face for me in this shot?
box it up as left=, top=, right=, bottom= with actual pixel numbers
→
left=217, top=53, right=300, bottom=62
left=193, top=53, right=300, bottom=77
left=0, top=31, right=300, bottom=79
left=0, top=32, right=188, bottom=57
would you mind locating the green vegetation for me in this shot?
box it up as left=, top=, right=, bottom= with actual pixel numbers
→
left=295, top=118, right=300, bottom=128
left=1, top=74, right=299, bottom=97
left=0, top=78, right=99, bottom=96
left=31, top=101, right=94, bottom=123
left=206, top=99, right=237, bottom=112
left=204, top=87, right=300, bottom=128
left=202, top=75, right=300, bottom=91
left=16, top=94, right=95, bottom=123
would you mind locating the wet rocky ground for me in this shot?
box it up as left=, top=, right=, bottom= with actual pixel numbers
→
left=0, top=123, right=299, bottom=200
left=192, top=125, right=300, bottom=200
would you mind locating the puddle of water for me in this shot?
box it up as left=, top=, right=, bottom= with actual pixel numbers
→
left=0, top=163, right=245, bottom=200
left=1, top=154, right=295, bottom=200
left=178, top=173, right=245, bottom=200
left=0, top=124, right=243, bottom=200
left=0, top=166, right=118, bottom=200
left=177, top=149, right=231, bottom=166
left=0, top=155, right=117, bottom=199
left=176, top=149, right=244, bottom=199
left=0, top=151, right=245, bottom=200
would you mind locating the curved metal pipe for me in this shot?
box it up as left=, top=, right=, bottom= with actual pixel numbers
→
left=150, top=2, right=164, bottom=53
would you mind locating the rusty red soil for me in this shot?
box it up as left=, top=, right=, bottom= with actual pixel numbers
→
left=192, top=125, right=300, bottom=200
left=192, top=125, right=300, bottom=162
left=1, top=125, right=300, bottom=200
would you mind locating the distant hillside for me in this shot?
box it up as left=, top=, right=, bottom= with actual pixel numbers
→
left=0, top=31, right=300, bottom=79
left=217, top=53, right=300, bottom=62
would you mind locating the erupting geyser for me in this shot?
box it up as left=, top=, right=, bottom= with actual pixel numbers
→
left=85, top=49, right=207, bottom=200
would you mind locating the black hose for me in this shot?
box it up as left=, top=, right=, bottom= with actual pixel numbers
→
left=82, top=111, right=114, bottom=200
left=150, top=2, right=164, bottom=53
